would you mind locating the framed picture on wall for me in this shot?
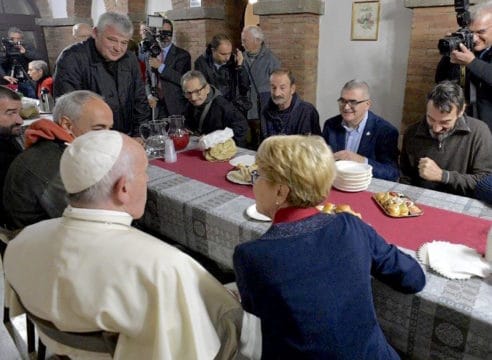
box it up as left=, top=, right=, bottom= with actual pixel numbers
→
left=351, top=1, right=380, bottom=41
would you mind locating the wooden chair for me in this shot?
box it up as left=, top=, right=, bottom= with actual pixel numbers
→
left=25, top=309, right=118, bottom=360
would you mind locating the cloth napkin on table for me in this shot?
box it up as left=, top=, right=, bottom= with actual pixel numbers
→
left=417, top=240, right=492, bottom=280
left=198, top=127, right=234, bottom=150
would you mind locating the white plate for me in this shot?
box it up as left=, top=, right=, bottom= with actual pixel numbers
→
left=229, top=154, right=256, bottom=167
left=336, top=160, right=372, bottom=175
left=246, top=204, right=271, bottom=222
left=334, top=178, right=372, bottom=187
left=333, top=183, right=369, bottom=192
left=226, top=170, right=252, bottom=185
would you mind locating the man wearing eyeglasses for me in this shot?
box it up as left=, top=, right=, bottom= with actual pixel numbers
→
left=322, top=79, right=399, bottom=181
left=260, top=69, right=320, bottom=142
left=437, top=1, right=492, bottom=131
left=181, top=70, right=248, bottom=146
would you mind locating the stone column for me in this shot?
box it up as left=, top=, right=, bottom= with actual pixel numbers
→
left=166, top=0, right=234, bottom=63
left=254, top=0, right=324, bottom=104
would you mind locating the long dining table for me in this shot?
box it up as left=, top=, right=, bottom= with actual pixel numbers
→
left=141, top=146, right=492, bottom=359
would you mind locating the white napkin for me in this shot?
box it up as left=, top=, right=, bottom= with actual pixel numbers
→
left=198, top=127, right=234, bottom=150
left=418, top=240, right=492, bottom=280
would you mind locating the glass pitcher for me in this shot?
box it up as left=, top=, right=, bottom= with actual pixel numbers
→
left=139, top=119, right=168, bottom=159
left=167, top=115, right=190, bottom=151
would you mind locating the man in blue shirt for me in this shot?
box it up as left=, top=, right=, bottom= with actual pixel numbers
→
left=322, top=79, right=400, bottom=181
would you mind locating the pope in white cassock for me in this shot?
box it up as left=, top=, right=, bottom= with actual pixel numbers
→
left=4, top=130, right=250, bottom=359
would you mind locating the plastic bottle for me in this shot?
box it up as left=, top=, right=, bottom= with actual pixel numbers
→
left=40, top=87, right=54, bottom=113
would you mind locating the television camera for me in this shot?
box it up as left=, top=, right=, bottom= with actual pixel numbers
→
left=0, top=38, right=29, bottom=82
left=140, top=15, right=173, bottom=58
left=438, top=0, right=474, bottom=56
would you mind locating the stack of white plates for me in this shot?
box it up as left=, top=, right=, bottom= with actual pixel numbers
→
left=333, top=160, right=372, bottom=192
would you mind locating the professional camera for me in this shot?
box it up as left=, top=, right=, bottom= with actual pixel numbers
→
left=140, top=15, right=173, bottom=58
left=1, top=38, right=22, bottom=56
left=140, top=32, right=162, bottom=57
left=438, top=0, right=474, bottom=56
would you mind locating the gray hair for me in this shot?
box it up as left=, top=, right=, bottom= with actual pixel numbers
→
left=7, top=27, right=23, bottom=37
left=181, top=70, right=208, bottom=89
left=471, top=1, right=492, bottom=21
left=67, top=146, right=134, bottom=205
left=243, top=25, right=264, bottom=43
left=28, top=60, right=49, bottom=77
left=427, top=80, right=465, bottom=113
left=53, top=90, right=104, bottom=125
left=341, top=79, right=371, bottom=99
left=96, top=12, right=133, bottom=37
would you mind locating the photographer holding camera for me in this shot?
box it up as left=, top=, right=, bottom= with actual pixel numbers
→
left=194, top=34, right=251, bottom=117
left=141, top=17, right=191, bottom=118
left=436, top=1, right=492, bottom=131
left=0, top=27, right=41, bottom=98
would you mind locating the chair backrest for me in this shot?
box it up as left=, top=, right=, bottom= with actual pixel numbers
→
left=25, top=309, right=118, bottom=356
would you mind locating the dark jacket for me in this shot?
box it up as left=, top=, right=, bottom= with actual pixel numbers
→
left=183, top=87, right=248, bottom=147
left=234, top=208, right=425, bottom=359
left=260, top=93, right=321, bottom=140
left=400, top=115, right=492, bottom=197
left=0, top=136, right=22, bottom=227
left=53, top=38, right=150, bottom=135
left=476, top=174, right=492, bottom=204
left=3, top=120, right=74, bottom=229
left=145, top=44, right=191, bottom=117
left=243, top=44, right=281, bottom=120
left=435, top=49, right=492, bottom=131
left=322, top=111, right=400, bottom=181
left=194, top=47, right=250, bottom=110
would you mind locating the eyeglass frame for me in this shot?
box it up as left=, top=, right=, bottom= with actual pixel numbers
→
left=250, top=170, right=272, bottom=185
left=337, top=98, right=370, bottom=107
left=183, top=83, right=207, bottom=98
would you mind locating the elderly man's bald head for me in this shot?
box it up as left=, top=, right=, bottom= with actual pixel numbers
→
left=72, top=23, right=92, bottom=42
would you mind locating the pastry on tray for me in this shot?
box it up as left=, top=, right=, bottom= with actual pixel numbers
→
left=317, top=202, right=362, bottom=218
left=373, top=191, right=423, bottom=217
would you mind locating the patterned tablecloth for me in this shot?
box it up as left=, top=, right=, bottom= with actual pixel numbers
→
left=142, top=147, right=492, bottom=359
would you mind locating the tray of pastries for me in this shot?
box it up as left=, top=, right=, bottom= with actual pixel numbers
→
left=316, top=202, right=362, bottom=219
left=372, top=191, right=423, bottom=217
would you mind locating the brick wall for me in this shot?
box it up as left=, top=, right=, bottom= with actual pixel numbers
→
left=260, top=14, right=319, bottom=104
left=43, top=27, right=74, bottom=71
left=402, top=6, right=455, bottom=131
left=175, top=19, right=227, bottom=63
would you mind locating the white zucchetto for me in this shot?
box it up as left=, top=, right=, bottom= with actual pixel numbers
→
left=60, top=130, right=123, bottom=194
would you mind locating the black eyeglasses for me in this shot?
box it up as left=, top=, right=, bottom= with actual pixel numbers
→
left=337, top=98, right=369, bottom=107
left=183, top=84, right=206, bottom=98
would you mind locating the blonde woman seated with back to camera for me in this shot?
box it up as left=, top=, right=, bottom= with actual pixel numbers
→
left=233, top=135, right=426, bottom=359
